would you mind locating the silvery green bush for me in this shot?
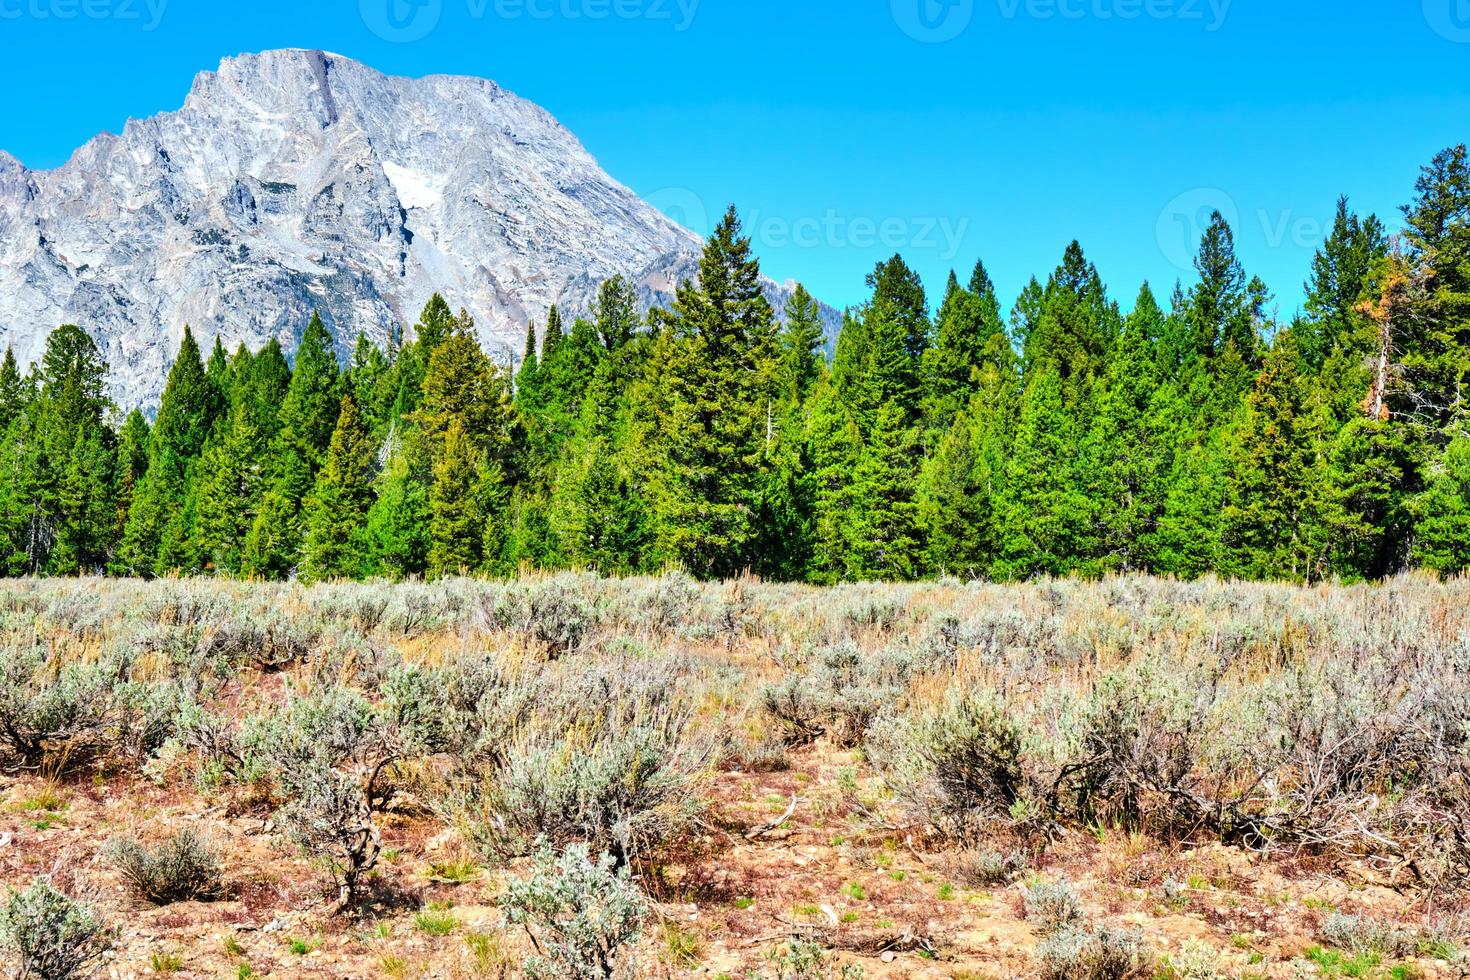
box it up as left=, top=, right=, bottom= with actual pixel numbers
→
left=0, top=880, right=112, bottom=980
left=501, top=841, right=646, bottom=980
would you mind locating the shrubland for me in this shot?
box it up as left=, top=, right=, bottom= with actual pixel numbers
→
left=0, top=572, right=1467, bottom=977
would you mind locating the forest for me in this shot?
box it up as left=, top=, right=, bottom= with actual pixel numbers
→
left=0, top=143, right=1466, bottom=585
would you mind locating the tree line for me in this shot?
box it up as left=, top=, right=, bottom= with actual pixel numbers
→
left=1, top=144, right=1467, bottom=583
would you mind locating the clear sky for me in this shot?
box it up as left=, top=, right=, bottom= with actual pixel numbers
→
left=1, top=0, right=1467, bottom=316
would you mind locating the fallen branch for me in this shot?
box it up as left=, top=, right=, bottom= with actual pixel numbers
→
left=746, top=793, right=799, bottom=840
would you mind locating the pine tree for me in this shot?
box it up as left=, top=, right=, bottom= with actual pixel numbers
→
left=1413, top=430, right=1470, bottom=575
left=1150, top=430, right=1228, bottom=578
left=751, top=398, right=813, bottom=581
left=428, top=419, right=482, bottom=577
left=922, top=261, right=1005, bottom=432
left=535, top=310, right=603, bottom=458
left=303, top=394, right=377, bottom=581
left=112, top=409, right=149, bottom=549
left=0, top=407, right=40, bottom=576
left=1083, top=283, right=1168, bottom=571
left=778, top=284, right=825, bottom=403
left=350, top=331, right=394, bottom=435
left=118, top=327, right=211, bottom=574
left=593, top=275, right=641, bottom=352
left=641, top=206, right=778, bottom=577
left=1221, top=332, right=1328, bottom=580
left=243, top=312, right=341, bottom=578
left=192, top=347, right=288, bottom=574
left=1187, top=212, right=1253, bottom=364
left=515, top=320, right=541, bottom=408
left=0, top=347, right=28, bottom=430
left=993, top=367, right=1090, bottom=580
left=1299, top=197, right=1388, bottom=374
left=846, top=255, right=929, bottom=425
left=1024, top=242, right=1117, bottom=389
left=552, top=435, right=651, bottom=574
left=30, top=326, right=116, bottom=574
left=918, top=330, right=1020, bottom=578
left=844, top=399, right=922, bottom=580
left=416, top=319, right=513, bottom=456
left=805, top=378, right=863, bottom=583
left=391, top=295, right=459, bottom=422
left=365, top=439, right=430, bottom=579
left=1398, top=144, right=1470, bottom=440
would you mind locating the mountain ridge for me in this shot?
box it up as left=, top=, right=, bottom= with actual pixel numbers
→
left=0, top=48, right=833, bottom=409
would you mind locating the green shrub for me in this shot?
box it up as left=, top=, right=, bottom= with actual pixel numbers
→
left=1024, top=881, right=1084, bottom=934
left=1035, top=925, right=1146, bottom=980
left=501, top=841, right=647, bottom=979
left=870, top=688, right=1024, bottom=841
left=462, top=713, right=707, bottom=863
left=278, top=768, right=381, bottom=912
left=947, top=848, right=1026, bottom=886
left=0, top=880, right=113, bottom=980
left=0, top=647, right=115, bottom=767
left=107, top=829, right=224, bottom=904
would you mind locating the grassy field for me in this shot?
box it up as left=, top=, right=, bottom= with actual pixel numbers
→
left=1, top=573, right=1468, bottom=978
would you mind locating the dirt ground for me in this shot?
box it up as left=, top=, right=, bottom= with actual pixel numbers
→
left=3, top=740, right=1462, bottom=979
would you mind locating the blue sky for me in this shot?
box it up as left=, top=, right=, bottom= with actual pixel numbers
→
left=1, top=0, right=1467, bottom=315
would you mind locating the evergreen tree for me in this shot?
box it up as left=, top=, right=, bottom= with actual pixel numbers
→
left=365, top=441, right=430, bottom=579
left=112, top=409, right=149, bottom=550
left=1398, top=144, right=1470, bottom=440
left=844, top=255, right=929, bottom=425
left=428, top=419, right=481, bottom=577
left=1082, top=284, right=1169, bottom=572
left=918, top=330, right=1020, bottom=578
left=552, top=435, right=651, bottom=574
left=0, top=347, right=28, bottom=430
left=1413, top=430, right=1470, bottom=575
left=843, top=399, right=922, bottom=580
left=641, top=206, right=778, bottom=577
left=1024, top=242, right=1117, bottom=389
left=515, top=320, right=541, bottom=408
left=922, top=261, right=1005, bottom=432
left=1151, top=429, right=1229, bottom=578
left=1187, top=212, right=1253, bottom=364
left=36, top=327, right=115, bottom=574
left=242, top=313, right=341, bottom=578
left=1299, top=197, right=1388, bottom=374
left=993, top=367, right=1090, bottom=579
left=778, top=284, right=825, bottom=403
left=593, top=275, right=641, bottom=352
left=805, top=378, right=863, bottom=583
left=350, top=331, right=394, bottom=435
left=303, top=394, right=377, bottom=581
left=118, top=326, right=211, bottom=574
left=1221, top=333, right=1328, bottom=580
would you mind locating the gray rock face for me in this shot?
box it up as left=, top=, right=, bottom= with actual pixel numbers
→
left=0, top=49, right=832, bottom=410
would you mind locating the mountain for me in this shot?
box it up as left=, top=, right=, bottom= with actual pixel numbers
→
left=0, top=49, right=835, bottom=409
